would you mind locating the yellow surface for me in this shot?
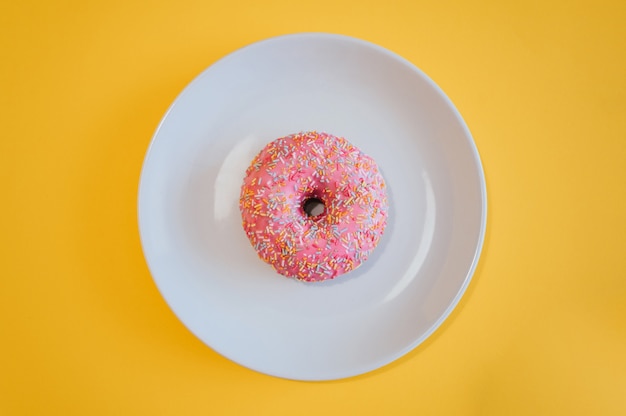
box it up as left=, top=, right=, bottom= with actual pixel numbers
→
left=2, top=0, right=625, bottom=414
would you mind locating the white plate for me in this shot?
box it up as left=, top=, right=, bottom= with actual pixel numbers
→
left=138, top=33, right=486, bottom=380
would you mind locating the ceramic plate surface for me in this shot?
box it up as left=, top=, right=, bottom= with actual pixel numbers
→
left=138, top=33, right=486, bottom=380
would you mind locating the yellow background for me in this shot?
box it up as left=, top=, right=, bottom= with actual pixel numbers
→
left=2, top=0, right=625, bottom=414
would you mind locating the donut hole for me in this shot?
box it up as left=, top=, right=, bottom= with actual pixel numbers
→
left=302, top=197, right=325, bottom=218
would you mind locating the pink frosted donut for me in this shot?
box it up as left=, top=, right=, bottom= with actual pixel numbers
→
left=239, top=131, right=388, bottom=282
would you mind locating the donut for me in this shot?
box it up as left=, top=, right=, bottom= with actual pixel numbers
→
left=239, top=131, right=388, bottom=282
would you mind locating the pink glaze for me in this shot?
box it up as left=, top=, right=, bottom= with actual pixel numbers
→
left=239, top=131, right=388, bottom=282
